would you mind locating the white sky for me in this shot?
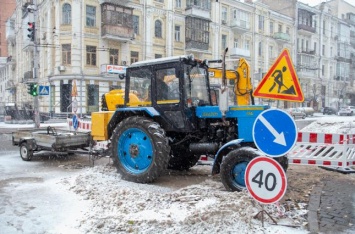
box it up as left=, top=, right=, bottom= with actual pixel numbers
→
left=298, top=0, right=355, bottom=6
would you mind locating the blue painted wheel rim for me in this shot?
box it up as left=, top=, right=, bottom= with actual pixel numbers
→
left=232, top=161, right=248, bottom=188
left=118, top=128, right=153, bottom=174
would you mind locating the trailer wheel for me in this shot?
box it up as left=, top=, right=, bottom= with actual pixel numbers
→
left=220, top=147, right=257, bottom=192
left=111, top=116, right=170, bottom=183
left=20, top=142, right=33, bottom=161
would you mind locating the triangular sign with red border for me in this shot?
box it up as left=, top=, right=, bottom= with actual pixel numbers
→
left=253, top=49, right=304, bottom=102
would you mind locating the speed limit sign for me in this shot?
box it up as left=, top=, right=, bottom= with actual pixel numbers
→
left=245, top=156, right=287, bottom=204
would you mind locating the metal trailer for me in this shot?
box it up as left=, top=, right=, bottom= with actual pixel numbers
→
left=12, top=126, right=92, bottom=161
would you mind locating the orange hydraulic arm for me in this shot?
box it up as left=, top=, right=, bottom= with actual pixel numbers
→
left=208, top=58, right=253, bottom=105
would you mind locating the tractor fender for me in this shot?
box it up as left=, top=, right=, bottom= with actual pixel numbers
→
left=107, top=107, right=161, bottom=139
left=212, top=139, right=243, bottom=175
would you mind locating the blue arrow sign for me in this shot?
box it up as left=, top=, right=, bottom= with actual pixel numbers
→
left=72, top=114, right=79, bottom=130
left=39, top=86, right=50, bottom=96
left=252, top=109, right=297, bottom=157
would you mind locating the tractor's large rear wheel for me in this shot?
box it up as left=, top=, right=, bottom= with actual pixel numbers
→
left=111, top=116, right=170, bottom=183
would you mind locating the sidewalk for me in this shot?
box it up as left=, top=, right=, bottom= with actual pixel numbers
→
left=308, top=175, right=355, bottom=234
left=0, top=119, right=68, bottom=134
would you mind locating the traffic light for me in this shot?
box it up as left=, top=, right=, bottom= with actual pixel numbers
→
left=31, top=84, right=38, bottom=96
left=27, top=22, right=35, bottom=41
left=27, top=84, right=32, bottom=95
left=27, top=84, right=38, bottom=96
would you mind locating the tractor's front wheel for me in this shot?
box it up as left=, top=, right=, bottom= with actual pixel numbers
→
left=111, top=116, right=170, bottom=183
left=220, top=147, right=258, bottom=192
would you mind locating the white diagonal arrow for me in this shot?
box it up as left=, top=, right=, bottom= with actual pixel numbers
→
left=258, top=114, right=286, bottom=146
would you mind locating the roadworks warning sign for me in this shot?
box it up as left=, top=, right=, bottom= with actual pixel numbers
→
left=253, top=49, right=304, bottom=102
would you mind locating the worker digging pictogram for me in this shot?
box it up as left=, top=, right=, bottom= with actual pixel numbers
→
left=253, top=49, right=304, bottom=102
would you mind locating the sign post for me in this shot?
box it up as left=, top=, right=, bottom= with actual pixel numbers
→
left=245, top=156, right=288, bottom=226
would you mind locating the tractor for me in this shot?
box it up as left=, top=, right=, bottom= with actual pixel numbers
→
left=91, top=51, right=288, bottom=191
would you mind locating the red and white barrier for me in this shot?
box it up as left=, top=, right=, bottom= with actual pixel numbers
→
left=67, top=118, right=92, bottom=132
left=289, top=132, right=355, bottom=171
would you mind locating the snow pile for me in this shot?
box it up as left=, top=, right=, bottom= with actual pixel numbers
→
left=301, top=117, right=355, bottom=134
left=61, top=164, right=308, bottom=234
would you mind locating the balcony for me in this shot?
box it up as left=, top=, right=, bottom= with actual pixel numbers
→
left=99, top=0, right=131, bottom=5
left=335, top=56, right=351, bottom=63
left=185, top=40, right=209, bottom=52
left=101, top=25, right=134, bottom=41
left=5, top=20, right=16, bottom=43
left=101, top=4, right=134, bottom=41
left=185, top=5, right=210, bottom=20
left=273, top=32, right=291, bottom=42
left=230, top=19, right=250, bottom=34
left=230, top=48, right=250, bottom=57
left=297, top=24, right=316, bottom=36
left=300, top=50, right=316, bottom=56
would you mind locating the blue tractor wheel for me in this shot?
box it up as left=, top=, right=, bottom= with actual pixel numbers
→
left=220, top=147, right=258, bottom=192
left=111, top=116, right=170, bottom=183
left=220, top=147, right=288, bottom=192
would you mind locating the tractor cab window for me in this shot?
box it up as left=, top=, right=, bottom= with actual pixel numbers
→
left=128, top=68, right=152, bottom=106
left=155, top=68, right=180, bottom=104
left=184, top=64, right=210, bottom=106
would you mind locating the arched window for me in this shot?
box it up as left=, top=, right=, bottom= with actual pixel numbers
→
left=62, top=3, right=71, bottom=25
left=155, top=20, right=162, bottom=38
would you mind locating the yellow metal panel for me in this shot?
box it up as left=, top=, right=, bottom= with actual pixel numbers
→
left=91, top=111, right=114, bottom=140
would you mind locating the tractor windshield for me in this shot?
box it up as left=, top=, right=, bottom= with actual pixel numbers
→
left=184, top=64, right=210, bottom=106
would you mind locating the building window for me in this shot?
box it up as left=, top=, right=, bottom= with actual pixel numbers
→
left=270, top=21, right=274, bottom=34
left=322, top=44, right=325, bottom=56
left=62, top=44, right=71, bottom=65
left=175, top=25, right=181, bottom=41
left=222, top=7, right=227, bottom=22
left=269, top=46, right=273, bottom=58
left=258, top=15, right=264, bottom=31
left=234, top=39, right=238, bottom=48
left=286, top=27, right=290, bottom=34
left=245, top=40, right=250, bottom=50
left=131, top=51, right=139, bottom=64
left=133, top=15, right=139, bottom=35
left=155, top=20, right=162, bottom=38
left=155, top=54, right=162, bottom=59
left=258, top=42, right=262, bottom=56
left=314, top=42, right=317, bottom=53
left=322, top=65, right=325, bottom=76
left=86, top=46, right=96, bottom=66
left=323, top=20, right=326, bottom=34
left=155, top=0, right=164, bottom=2
left=278, top=24, right=282, bottom=32
left=222, top=35, right=227, bottom=50
left=110, top=49, right=119, bottom=65
left=175, top=0, right=181, bottom=8
left=87, top=84, right=99, bottom=113
left=86, top=5, right=96, bottom=27
left=306, top=40, right=309, bottom=51
left=62, top=3, right=71, bottom=25
left=330, top=47, right=333, bottom=57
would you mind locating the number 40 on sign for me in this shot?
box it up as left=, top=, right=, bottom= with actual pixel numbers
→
left=245, top=156, right=287, bottom=204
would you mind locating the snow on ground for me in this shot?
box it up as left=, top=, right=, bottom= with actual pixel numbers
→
left=61, top=164, right=308, bottom=234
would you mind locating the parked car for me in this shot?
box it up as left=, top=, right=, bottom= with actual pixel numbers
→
left=323, top=106, right=337, bottom=115
left=286, top=108, right=306, bottom=119
left=300, top=107, right=315, bottom=117
left=338, top=106, right=355, bottom=116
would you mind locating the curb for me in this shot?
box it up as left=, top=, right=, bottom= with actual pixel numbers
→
left=307, top=184, right=323, bottom=233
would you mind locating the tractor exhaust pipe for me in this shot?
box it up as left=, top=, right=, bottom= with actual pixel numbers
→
left=189, top=143, right=219, bottom=154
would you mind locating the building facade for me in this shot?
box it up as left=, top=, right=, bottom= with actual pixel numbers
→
left=2, top=0, right=355, bottom=115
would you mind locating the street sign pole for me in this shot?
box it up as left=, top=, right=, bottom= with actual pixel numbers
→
left=32, top=0, right=40, bottom=128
